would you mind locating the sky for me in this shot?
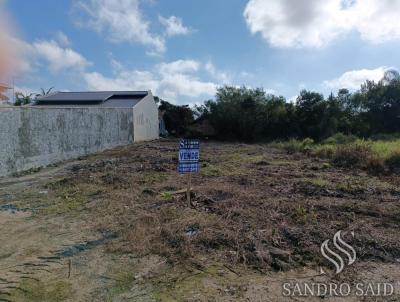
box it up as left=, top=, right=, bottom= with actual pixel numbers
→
left=1, top=0, right=400, bottom=105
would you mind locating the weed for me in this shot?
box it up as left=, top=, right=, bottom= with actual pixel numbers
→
left=332, top=142, right=373, bottom=168
left=322, top=133, right=358, bottom=145
left=385, top=151, right=400, bottom=174
left=200, top=163, right=223, bottom=177
left=108, top=272, right=135, bottom=297
left=11, top=279, right=72, bottom=301
left=160, top=191, right=174, bottom=201
left=271, top=138, right=314, bottom=154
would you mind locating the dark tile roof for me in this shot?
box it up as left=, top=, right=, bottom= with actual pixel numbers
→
left=35, top=91, right=148, bottom=106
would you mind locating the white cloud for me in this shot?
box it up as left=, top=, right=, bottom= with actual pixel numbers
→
left=239, top=71, right=254, bottom=78
left=159, top=16, right=191, bottom=37
left=83, top=59, right=219, bottom=103
left=84, top=70, right=160, bottom=92
left=205, top=62, right=230, bottom=83
left=55, top=31, right=71, bottom=47
left=159, top=59, right=200, bottom=74
left=352, top=0, right=400, bottom=43
left=76, top=0, right=165, bottom=53
left=244, top=0, right=400, bottom=48
left=4, top=34, right=90, bottom=75
left=324, top=67, right=386, bottom=90
left=6, top=36, right=35, bottom=74
left=0, top=3, right=36, bottom=78
left=14, top=86, right=37, bottom=96
left=33, top=40, right=90, bottom=72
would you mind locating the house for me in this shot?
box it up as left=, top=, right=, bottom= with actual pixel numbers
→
left=0, top=83, right=11, bottom=105
left=35, top=90, right=159, bottom=142
left=159, top=110, right=168, bottom=137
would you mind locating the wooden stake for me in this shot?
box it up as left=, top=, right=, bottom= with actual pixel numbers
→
left=187, top=172, right=192, bottom=207
left=68, top=259, right=72, bottom=278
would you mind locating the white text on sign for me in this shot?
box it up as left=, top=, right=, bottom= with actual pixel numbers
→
left=179, top=150, right=199, bottom=162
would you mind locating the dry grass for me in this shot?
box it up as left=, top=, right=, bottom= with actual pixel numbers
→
left=35, top=139, right=400, bottom=276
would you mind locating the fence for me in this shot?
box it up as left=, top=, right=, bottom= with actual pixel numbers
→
left=0, top=107, right=134, bottom=176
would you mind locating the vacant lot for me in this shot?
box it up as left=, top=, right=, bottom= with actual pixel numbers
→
left=1, top=139, right=399, bottom=301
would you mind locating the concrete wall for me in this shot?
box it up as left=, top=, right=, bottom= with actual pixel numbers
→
left=133, top=91, right=159, bottom=142
left=0, top=107, right=134, bottom=177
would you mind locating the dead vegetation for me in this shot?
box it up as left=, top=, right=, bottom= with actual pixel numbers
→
left=36, top=140, right=400, bottom=274
left=2, top=139, right=400, bottom=300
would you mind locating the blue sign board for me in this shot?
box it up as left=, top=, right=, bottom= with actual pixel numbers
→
left=178, top=139, right=200, bottom=173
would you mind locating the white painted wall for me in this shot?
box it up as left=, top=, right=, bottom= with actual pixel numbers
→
left=0, top=107, right=134, bottom=177
left=133, top=91, right=159, bottom=142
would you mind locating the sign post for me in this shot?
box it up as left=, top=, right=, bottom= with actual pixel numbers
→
left=178, top=139, right=200, bottom=207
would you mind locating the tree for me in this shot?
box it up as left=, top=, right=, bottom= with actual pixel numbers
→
left=36, top=87, right=54, bottom=98
left=14, top=92, right=34, bottom=106
left=159, top=100, right=194, bottom=136
left=295, top=90, right=327, bottom=140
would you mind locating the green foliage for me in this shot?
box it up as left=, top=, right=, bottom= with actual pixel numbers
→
left=36, top=87, right=54, bottom=98
left=159, top=100, right=194, bottom=136
left=190, top=76, right=400, bottom=141
left=273, top=134, right=400, bottom=174
left=195, top=86, right=296, bottom=141
left=331, top=142, right=373, bottom=168
left=14, top=92, right=34, bottom=106
left=322, top=133, right=358, bottom=145
left=271, top=138, right=314, bottom=154
left=385, top=152, right=400, bottom=173
left=161, top=191, right=174, bottom=201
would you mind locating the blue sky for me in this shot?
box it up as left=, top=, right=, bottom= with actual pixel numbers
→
left=1, top=0, right=400, bottom=104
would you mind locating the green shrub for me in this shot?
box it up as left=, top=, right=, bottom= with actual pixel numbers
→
left=323, top=133, right=358, bottom=145
left=385, top=152, right=400, bottom=174
left=312, top=145, right=335, bottom=159
left=185, top=126, right=206, bottom=139
left=331, top=142, right=373, bottom=168
left=366, top=156, right=386, bottom=175
left=273, top=138, right=314, bottom=154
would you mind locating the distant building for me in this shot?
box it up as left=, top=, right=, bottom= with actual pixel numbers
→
left=159, top=110, right=168, bottom=137
left=35, top=90, right=159, bottom=142
left=0, top=83, right=11, bottom=105
left=35, top=90, right=149, bottom=107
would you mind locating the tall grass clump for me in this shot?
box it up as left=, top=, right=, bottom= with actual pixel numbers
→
left=271, top=138, right=314, bottom=154
left=385, top=151, right=400, bottom=174
left=272, top=134, right=400, bottom=174
left=331, top=141, right=373, bottom=168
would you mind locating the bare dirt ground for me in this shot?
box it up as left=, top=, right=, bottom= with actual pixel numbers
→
left=0, top=139, right=400, bottom=301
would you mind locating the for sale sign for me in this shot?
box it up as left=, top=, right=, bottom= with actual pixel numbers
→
left=178, top=139, right=200, bottom=173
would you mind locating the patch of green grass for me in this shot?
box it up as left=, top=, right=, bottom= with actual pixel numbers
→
left=160, top=191, right=174, bottom=201
left=107, top=272, right=135, bottom=297
left=153, top=264, right=235, bottom=302
left=299, top=177, right=330, bottom=188
left=291, top=205, right=317, bottom=224
left=200, top=162, right=223, bottom=177
left=270, top=138, right=314, bottom=154
left=272, top=135, right=400, bottom=174
left=370, top=140, right=400, bottom=159
left=139, top=171, right=168, bottom=184
left=35, top=184, right=100, bottom=216
left=11, top=279, right=72, bottom=302
left=226, top=153, right=265, bottom=163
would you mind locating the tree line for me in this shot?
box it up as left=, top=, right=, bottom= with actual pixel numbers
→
left=160, top=71, right=400, bottom=142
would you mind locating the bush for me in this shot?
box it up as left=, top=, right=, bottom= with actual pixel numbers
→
left=366, top=156, right=386, bottom=175
left=385, top=152, right=400, bottom=174
left=331, top=143, right=373, bottom=168
left=272, top=138, right=314, bottom=154
left=184, top=126, right=206, bottom=139
left=323, top=133, right=358, bottom=145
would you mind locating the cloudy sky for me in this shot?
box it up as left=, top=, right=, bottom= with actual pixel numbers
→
left=1, top=0, right=400, bottom=104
